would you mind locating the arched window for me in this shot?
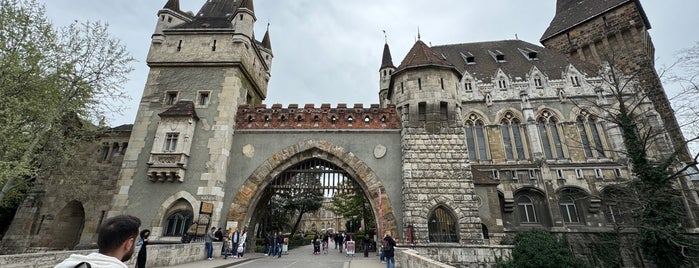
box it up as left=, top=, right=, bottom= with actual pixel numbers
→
left=516, top=195, right=537, bottom=223
left=465, top=113, right=488, bottom=161
left=164, top=210, right=193, bottom=237
left=576, top=111, right=606, bottom=158
left=428, top=206, right=459, bottom=243
left=501, top=112, right=526, bottom=160
left=559, top=196, right=579, bottom=223
left=537, top=110, right=564, bottom=159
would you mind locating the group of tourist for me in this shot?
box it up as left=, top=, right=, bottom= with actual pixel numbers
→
left=260, top=231, right=286, bottom=258
left=208, top=226, right=248, bottom=260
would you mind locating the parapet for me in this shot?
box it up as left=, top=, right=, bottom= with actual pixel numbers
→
left=236, top=104, right=401, bottom=130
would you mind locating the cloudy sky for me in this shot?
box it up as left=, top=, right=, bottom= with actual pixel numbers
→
left=37, top=0, right=698, bottom=126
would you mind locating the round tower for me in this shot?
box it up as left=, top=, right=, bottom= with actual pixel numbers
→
left=233, top=0, right=256, bottom=40
left=153, top=0, right=191, bottom=44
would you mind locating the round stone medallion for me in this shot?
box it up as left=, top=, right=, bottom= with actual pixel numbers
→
left=374, top=144, right=387, bottom=159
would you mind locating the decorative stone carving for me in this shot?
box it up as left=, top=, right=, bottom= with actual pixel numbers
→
left=243, top=144, right=255, bottom=158
left=374, top=144, right=387, bottom=159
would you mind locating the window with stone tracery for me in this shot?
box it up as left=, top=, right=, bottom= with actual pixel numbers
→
left=576, top=111, right=606, bottom=158
left=163, top=132, right=179, bottom=152
left=465, top=113, right=488, bottom=161
left=537, top=110, right=564, bottom=159
left=500, top=112, right=526, bottom=161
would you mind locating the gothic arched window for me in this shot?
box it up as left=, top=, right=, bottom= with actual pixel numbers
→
left=576, top=111, right=606, bottom=158
left=465, top=114, right=488, bottom=161
left=165, top=210, right=193, bottom=237
left=537, top=110, right=564, bottom=159
left=501, top=112, right=526, bottom=160
left=428, top=206, right=459, bottom=243
left=559, top=196, right=580, bottom=223
left=516, top=195, right=537, bottom=223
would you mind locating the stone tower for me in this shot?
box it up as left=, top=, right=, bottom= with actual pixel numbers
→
left=387, top=40, right=483, bottom=244
left=540, top=0, right=690, bottom=161
left=107, top=0, right=272, bottom=234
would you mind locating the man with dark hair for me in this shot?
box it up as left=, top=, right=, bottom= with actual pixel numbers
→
left=55, top=214, right=141, bottom=268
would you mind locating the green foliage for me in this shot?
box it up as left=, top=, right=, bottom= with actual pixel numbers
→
left=497, top=230, right=590, bottom=268
left=0, top=0, right=133, bottom=205
left=274, top=173, right=324, bottom=237
left=329, top=180, right=375, bottom=231
left=590, top=233, right=622, bottom=268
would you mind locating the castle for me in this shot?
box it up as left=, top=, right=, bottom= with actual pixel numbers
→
left=3, top=0, right=698, bottom=266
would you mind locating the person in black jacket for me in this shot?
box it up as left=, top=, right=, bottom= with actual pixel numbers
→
left=135, top=229, right=150, bottom=268
left=383, top=231, right=396, bottom=268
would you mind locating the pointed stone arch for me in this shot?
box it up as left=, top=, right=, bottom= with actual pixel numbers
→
left=41, top=200, right=85, bottom=249
left=227, top=139, right=398, bottom=237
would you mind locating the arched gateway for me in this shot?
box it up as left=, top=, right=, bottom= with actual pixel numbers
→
left=227, top=140, right=399, bottom=237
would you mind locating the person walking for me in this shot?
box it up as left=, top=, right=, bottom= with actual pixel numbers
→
left=55, top=215, right=141, bottom=268
left=215, top=228, right=224, bottom=254
left=135, top=229, right=150, bottom=268
left=238, top=228, right=248, bottom=258
left=275, top=231, right=284, bottom=258
left=205, top=227, right=216, bottom=260
left=231, top=228, right=240, bottom=258
left=363, top=232, right=370, bottom=257
left=268, top=232, right=277, bottom=257
left=383, top=231, right=396, bottom=268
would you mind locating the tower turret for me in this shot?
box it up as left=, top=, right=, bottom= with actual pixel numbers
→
left=233, top=0, right=256, bottom=40
left=260, top=25, right=273, bottom=70
left=379, top=42, right=395, bottom=108
left=153, top=0, right=191, bottom=44
left=391, top=39, right=482, bottom=245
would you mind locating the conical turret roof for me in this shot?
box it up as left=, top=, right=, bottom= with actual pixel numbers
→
left=261, top=29, right=272, bottom=50
left=163, top=0, right=180, bottom=11
left=380, top=43, right=395, bottom=69
left=396, top=40, right=454, bottom=72
left=240, top=0, right=255, bottom=12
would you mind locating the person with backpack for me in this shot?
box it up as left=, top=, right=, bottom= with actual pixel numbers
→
left=54, top=215, right=141, bottom=268
left=383, top=231, right=396, bottom=268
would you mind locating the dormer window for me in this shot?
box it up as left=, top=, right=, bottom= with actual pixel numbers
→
left=534, top=76, right=543, bottom=88
left=498, top=79, right=507, bottom=90
left=571, top=76, right=581, bottom=87
left=461, top=52, right=476, bottom=65
left=464, top=80, right=473, bottom=91
left=490, top=50, right=506, bottom=62
left=528, top=52, right=538, bottom=60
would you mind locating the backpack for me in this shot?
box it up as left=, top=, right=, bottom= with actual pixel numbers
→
left=384, top=241, right=394, bottom=252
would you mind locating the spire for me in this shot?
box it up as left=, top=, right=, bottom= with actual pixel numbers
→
left=381, top=43, right=395, bottom=69
left=397, top=40, right=453, bottom=71
left=163, top=0, right=180, bottom=11
left=261, top=23, right=272, bottom=50
left=240, top=0, right=255, bottom=12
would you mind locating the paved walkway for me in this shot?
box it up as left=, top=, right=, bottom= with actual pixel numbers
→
left=152, top=244, right=386, bottom=268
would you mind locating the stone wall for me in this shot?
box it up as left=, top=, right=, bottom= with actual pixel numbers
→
left=0, top=242, right=222, bottom=268
left=398, top=245, right=513, bottom=268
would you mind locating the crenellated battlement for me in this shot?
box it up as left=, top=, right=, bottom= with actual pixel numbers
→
left=236, top=103, right=401, bottom=130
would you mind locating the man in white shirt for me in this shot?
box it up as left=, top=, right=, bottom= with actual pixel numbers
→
left=55, top=215, right=141, bottom=268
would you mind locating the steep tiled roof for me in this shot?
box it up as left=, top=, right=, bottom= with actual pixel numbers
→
left=380, top=43, right=395, bottom=69
left=158, top=101, right=199, bottom=120
left=541, top=0, right=650, bottom=41
left=431, top=39, right=598, bottom=82
left=163, top=0, right=180, bottom=11
left=396, top=40, right=454, bottom=72
left=240, top=0, right=255, bottom=12
left=173, top=0, right=241, bottom=29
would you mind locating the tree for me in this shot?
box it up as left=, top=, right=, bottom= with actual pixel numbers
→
left=0, top=0, right=133, bottom=205
left=328, top=180, right=375, bottom=232
left=497, top=230, right=590, bottom=268
left=570, top=50, right=699, bottom=266
left=276, top=173, right=324, bottom=237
